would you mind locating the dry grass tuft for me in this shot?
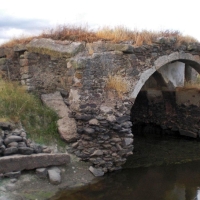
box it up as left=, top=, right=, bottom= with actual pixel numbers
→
left=1, top=36, right=38, bottom=48
left=41, top=25, right=97, bottom=42
left=106, top=75, right=129, bottom=97
left=0, top=25, right=199, bottom=48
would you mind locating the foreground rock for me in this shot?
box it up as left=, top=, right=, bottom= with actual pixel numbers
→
left=89, top=166, right=104, bottom=177
left=48, top=167, right=61, bottom=185
left=0, top=153, right=70, bottom=173
left=41, top=92, right=78, bottom=142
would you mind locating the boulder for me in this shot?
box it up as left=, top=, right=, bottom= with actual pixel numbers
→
left=41, top=92, right=78, bottom=143
left=0, top=153, right=70, bottom=173
left=27, top=38, right=85, bottom=58
left=48, top=167, right=61, bottom=185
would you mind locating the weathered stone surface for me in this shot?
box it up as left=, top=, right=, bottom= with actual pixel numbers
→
left=124, top=138, right=133, bottom=146
left=4, top=171, right=21, bottom=178
left=41, top=92, right=78, bottom=143
left=91, top=150, right=103, bottom=156
left=0, top=121, right=15, bottom=130
left=0, top=153, right=70, bottom=173
left=83, top=128, right=95, bottom=134
left=48, top=167, right=61, bottom=185
left=7, top=142, right=18, bottom=148
left=27, top=38, right=85, bottom=58
left=4, top=136, right=23, bottom=145
left=3, top=147, right=18, bottom=155
left=89, top=119, right=99, bottom=125
left=18, top=147, right=34, bottom=155
left=13, top=44, right=27, bottom=52
left=36, top=168, right=47, bottom=179
left=86, top=42, right=134, bottom=54
left=179, top=129, right=197, bottom=138
left=89, top=166, right=104, bottom=177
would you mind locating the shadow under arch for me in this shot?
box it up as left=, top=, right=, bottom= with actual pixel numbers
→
left=130, top=52, right=200, bottom=101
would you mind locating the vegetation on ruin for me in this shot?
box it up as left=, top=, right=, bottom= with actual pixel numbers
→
left=0, top=80, right=65, bottom=146
left=0, top=25, right=198, bottom=48
left=106, top=75, right=129, bottom=98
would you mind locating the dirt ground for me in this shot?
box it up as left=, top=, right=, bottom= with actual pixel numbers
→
left=0, top=153, right=99, bottom=200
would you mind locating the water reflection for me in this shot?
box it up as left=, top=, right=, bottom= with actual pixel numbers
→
left=50, top=161, right=200, bottom=200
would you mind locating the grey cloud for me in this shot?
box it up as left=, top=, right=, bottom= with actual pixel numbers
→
left=0, top=15, right=50, bottom=30
left=0, top=13, right=52, bottom=41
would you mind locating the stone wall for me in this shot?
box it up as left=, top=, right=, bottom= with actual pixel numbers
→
left=131, top=89, right=200, bottom=138
left=0, top=38, right=200, bottom=172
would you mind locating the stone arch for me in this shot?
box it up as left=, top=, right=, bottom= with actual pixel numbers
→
left=130, top=52, right=200, bottom=100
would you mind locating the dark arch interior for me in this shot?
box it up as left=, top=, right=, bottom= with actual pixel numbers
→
left=125, top=60, right=200, bottom=168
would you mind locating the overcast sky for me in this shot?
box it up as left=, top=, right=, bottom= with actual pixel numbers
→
left=0, top=0, right=200, bottom=44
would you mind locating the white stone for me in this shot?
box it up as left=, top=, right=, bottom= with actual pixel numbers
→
left=89, top=119, right=99, bottom=125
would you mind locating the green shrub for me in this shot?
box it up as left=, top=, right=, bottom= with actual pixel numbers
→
left=0, top=80, right=65, bottom=146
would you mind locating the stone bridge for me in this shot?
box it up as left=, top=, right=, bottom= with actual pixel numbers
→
left=1, top=38, right=200, bottom=173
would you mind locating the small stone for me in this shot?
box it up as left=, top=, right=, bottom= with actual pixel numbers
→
left=72, top=142, right=79, bottom=148
left=122, top=121, right=132, bottom=128
left=124, top=138, right=133, bottom=146
left=4, top=171, right=21, bottom=178
left=36, top=168, right=47, bottom=179
left=107, top=115, right=116, bottom=122
left=4, top=136, right=22, bottom=145
left=89, top=119, right=99, bottom=125
left=4, top=147, right=18, bottom=155
left=83, top=128, right=95, bottom=134
left=20, top=131, right=27, bottom=138
left=100, top=106, right=112, bottom=113
left=7, top=142, right=18, bottom=148
left=89, top=166, right=104, bottom=177
left=116, top=116, right=130, bottom=124
left=91, top=150, right=103, bottom=156
left=18, top=147, right=34, bottom=155
left=48, top=168, right=61, bottom=185
left=18, top=142, right=27, bottom=147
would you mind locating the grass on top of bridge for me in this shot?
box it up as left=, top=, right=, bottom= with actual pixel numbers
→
left=1, top=25, right=198, bottom=48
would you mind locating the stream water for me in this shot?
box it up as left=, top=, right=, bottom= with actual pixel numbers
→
left=50, top=133, right=200, bottom=200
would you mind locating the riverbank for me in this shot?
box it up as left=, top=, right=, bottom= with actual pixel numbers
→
left=0, top=152, right=98, bottom=200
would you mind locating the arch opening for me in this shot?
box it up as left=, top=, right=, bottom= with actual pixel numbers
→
left=125, top=57, right=200, bottom=168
